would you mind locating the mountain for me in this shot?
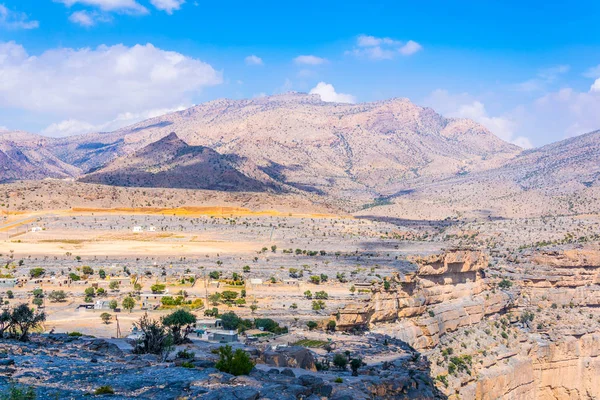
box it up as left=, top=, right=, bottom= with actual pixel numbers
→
left=357, top=130, right=600, bottom=219
left=0, top=131, right=80, bottom=183
left=79, top=132, right=274, bottom=192
left=499, top=129, right=600, bottom=189
left=48, top=93, right=520, bottom=200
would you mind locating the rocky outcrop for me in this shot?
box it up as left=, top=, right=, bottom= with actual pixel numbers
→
left=337, top=250, right=510, bottom=349
left=261, top=346, right=316, bottom=371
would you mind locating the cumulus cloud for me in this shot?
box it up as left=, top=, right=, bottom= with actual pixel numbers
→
left=347, top=34, right=422, bottom=60
left=244, top=55, right=263, bottom=66
left=0, top=4, right=39, bottom=29
left=0, top=41, right=222, bottom=136
left=294, top=55, right=327, bottom=65
left=309, top=82, right=356, bottom=103
left=55, top=0, right=148, bottom=14
left=591, top=79, right=600, bottom=93
left=424, top=89, right=532, bottom=148
left=150, top=0, right=185, bottom=14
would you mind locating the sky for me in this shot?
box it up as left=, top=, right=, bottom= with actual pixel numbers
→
left=1, top=1, right=600, bottom=148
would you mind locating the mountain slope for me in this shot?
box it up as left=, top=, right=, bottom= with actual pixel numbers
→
left=78, top=132, right=274, bottom=192
left=0, top=131, right=80, bottom=183
left=358, top=130, right=600, bottom=219
left=49, top=93, right=521, bottom=200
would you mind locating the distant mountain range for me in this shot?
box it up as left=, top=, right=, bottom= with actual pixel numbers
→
left=1, top=93, right=599, bottom=211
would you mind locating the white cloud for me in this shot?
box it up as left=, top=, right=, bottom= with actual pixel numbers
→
left=347, top=35, right=422, bottom=60
left=424, top=89, right=532, bottom=148
left=0, top=4, right=39, bottom=29
left=244, top=55, right=263, bottom=66
left=55, top=0, right=148, bottom=14
left=42, top=105, right=189, bottom=136
left=583, top=64, right=600, bottom=78
left=514, top=64, right=570, bottom=92
left=532, top=87, right=600, bottom=138
left=68, top=10, right=111, bottom=26
left=399, top=40, right=422, bottom=56
left=294, top=55, right=327, bottom=65
left=69, top=10, right=94, bottom=26
left=357, top=35, right=400, bottom=47
left=591, top=78, right=600, bottom=93
left=309, top=82, right=356, bottom=104
left=0, top=41, right=222, bottom=137
left=150, top=0, right=185, bottom=14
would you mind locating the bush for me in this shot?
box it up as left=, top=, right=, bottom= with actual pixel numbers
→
left=1, top=385, right=36, bottom=400
left=306, top=321, right=318, bottom=330
left=177, top=349, right=195, bottom=359
left=334, top=377, right=343, bottom=383
left=333, top=353, right=348, bottom=370
left=180, top=361, right=195, bottom=368
left=132, top=313, right=173, bottom=359
left=94, top=386, right=114, bottom=395
left=69, top=273, right=80, bottom=281
left=498, top=279, right=513, bottom=289
left=215, top=345, right=254, bottom=376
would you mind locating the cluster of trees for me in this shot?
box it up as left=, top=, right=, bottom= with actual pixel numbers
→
left=215, top=311, right=288, bottom=334
left=0, top=303, right=46, bottom=342
left=132, top=310, right=198, bottom=359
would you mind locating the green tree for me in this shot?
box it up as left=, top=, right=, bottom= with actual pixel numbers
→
left=306, top=321, right=318, bottom=330
left=221, top=291, right=238, bottom=302
left=215, top=345, right=254, bottom=376
left=162, top=309, right=197, bottom=344
left=100, top=312, right=112, bottom=324
left=109, top=281, right=120, bottom=290
left=98, top=269, right=107, bottom=279
left=350, top=358, right=363, bottom=376
left=304, top=290, right=312, bottom=299
left=81, top=266, right=94, bottom=275
left=48, top=290, right=67, bottom=303
left=29, top=268, right=45, bottom=278
left=84, top=287, right=95, bottom=297
left=151, top=284, right=166, bottom=294
left=220, top=311, right=241, bottom=330
left=32, top=297, right=43, bottom=308
left=108, top=300, right=118, bottom=311
left=122, top=296, right=135, bottom=313
left=10, top=303, right=46, bottom=342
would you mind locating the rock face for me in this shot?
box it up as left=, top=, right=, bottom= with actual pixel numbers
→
left=0, top=130, right=80, bottom=182
left=337, top=249, right=509, bottom=349
left=261, top=346, right=317, bottom=371
left=79, top=132, right=275, bottom=192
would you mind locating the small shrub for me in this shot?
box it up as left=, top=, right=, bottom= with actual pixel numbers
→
left=94, top=385, right=114, bottom=395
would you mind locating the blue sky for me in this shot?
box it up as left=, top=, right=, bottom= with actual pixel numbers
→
left=1, top=0, right=600, bottom=147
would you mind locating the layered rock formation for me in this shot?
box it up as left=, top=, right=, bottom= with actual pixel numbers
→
left=336, top=249, right=510, bottom=349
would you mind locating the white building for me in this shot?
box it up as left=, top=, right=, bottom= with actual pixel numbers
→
left=31, top=226, right=42, bottom=233
left=132, top=226, right=143, bottom=233
left=148, top=226, right=157, bottom=232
